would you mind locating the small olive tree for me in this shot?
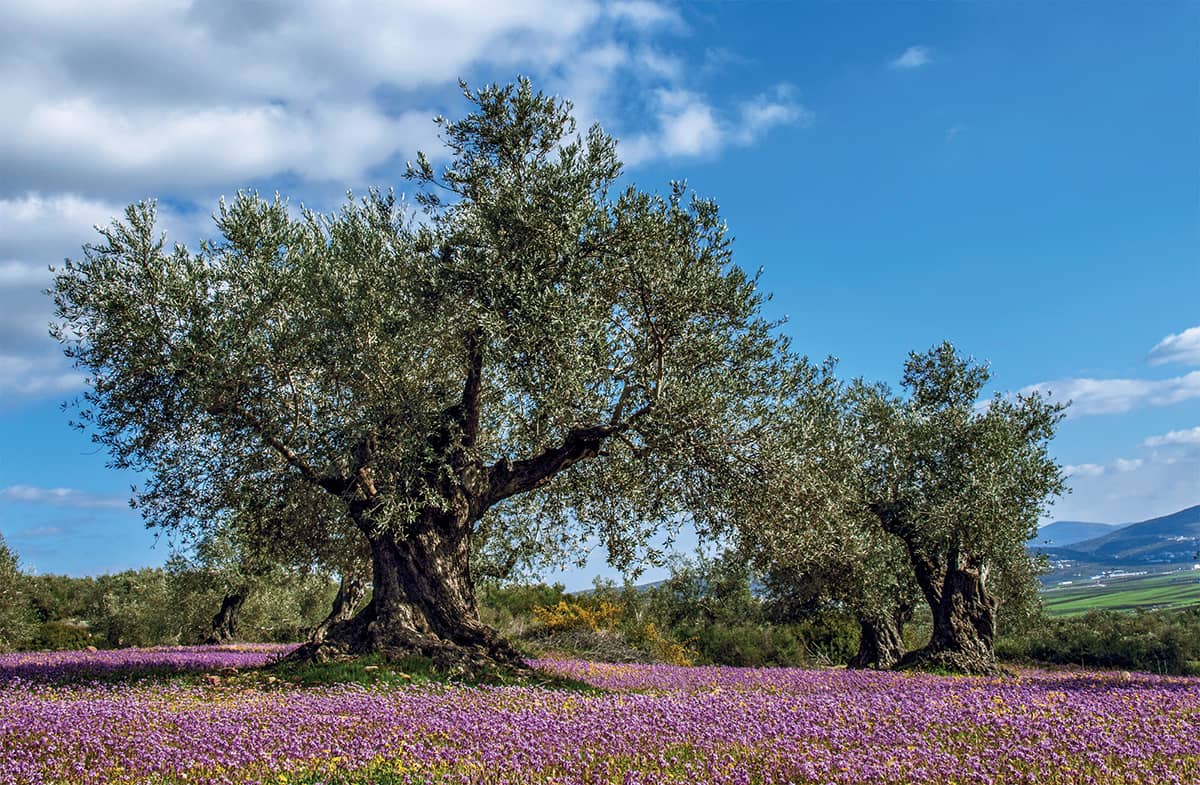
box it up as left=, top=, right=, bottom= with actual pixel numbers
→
left=51, top=79, right=792, bottom=670
left=727, top=360, right=919, bottom=669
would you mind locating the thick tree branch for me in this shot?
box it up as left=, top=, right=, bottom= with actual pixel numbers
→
left=460, top=329, right=483, bottom=449
left=482, top=422, right=626, bottom=509
left=430, top=328, right=485, bottom=467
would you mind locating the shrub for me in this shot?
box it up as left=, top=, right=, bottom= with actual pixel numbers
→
left=33, top=620, right=92, bottom=650
left=0, top=536, right=35, bottom=651
left=998, top=608, right=1200, bottom=675
left=532, top=600, right=623, bottom=633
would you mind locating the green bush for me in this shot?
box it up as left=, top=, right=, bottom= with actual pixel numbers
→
left=998, top=608, right=1200, bottom=675
left=0, top=536, right=35, bottom=651
left=33, top=620, right=92, bottom=650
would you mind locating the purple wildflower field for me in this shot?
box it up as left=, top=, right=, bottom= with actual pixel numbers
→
left=1, top=648, right=1198, bottom=784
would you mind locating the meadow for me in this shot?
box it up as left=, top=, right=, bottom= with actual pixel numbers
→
left=1042, top=571, right=1200, bottom=616
left=2, top=646, right=1198, bottom=784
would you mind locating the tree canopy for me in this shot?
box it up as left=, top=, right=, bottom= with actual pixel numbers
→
left=51, top=78, right=795, bottom=670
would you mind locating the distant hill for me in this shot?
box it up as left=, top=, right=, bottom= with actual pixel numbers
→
left=1029, top=520, right=1125, bottom=548
left=1035, top=504, right=1200, bottom=566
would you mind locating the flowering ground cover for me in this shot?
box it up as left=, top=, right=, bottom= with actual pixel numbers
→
left=1, top=648, right=1198, bottom=784
left=0, top=644, right=298, bottom=684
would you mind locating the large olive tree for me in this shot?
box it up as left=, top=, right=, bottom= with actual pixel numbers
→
left=856, top=343, right=1066, bottom=674
left=51, top=79, right=791, bottom=670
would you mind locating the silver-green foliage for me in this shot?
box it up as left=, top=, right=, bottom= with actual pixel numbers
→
left=50, top=78, right=793, bottom=577
left=725, top=359, right=917, bottom=630
left=857, top=342, right=1067, bottom=593
left=0, top=534, right=35, bottom=652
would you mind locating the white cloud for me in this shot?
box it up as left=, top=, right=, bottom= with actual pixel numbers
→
left=658, top=90, right=724, bottom=156
left=0, top=194, right=210, bottom=400
left=1064, top=463, right=1106, bottom=478
left=0, top=1, right=609, bottom=198
left=1051, top=438, right=1199, bottom=524
left=1143, top=426, right=1200, bottom=448
left=0, top=193, right=124, bottom=263
left=608, top=0, right=684, bottom=29
left=733, top=85, right=814, bottom=144
left=0, top=0, right=794, bottom=201
left=1148, top=325, right=1200, bottom=367
left=1063, top=458, right=1142, bottom=477
left=1, top=86, right=442, bottom=194
left=1020, top=372, right=1200, bottom=417
left=890, top=45, right=932, bottom=70
left=1113, top=458, right=1144, bottom=472
left=622, top=84, right=809, bottom=163
left=0, top=1, right=814, bottom=405
left=0, top=353, right=86, bottom=397
left=0, top=485, right=127, bottom=509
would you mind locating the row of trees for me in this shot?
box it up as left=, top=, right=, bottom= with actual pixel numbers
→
left=0, top=533, right=339, bottom=651
left=728, top=347, right=1063, bottom=673
left=49, top=78, right=1065, bottom=675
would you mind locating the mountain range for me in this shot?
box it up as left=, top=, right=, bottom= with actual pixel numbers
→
left=1030, top=504, right=1200, bottom=566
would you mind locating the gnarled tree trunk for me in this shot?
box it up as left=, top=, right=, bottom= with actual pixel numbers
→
left=206, top=585, right=249, bottom=644
left=308, top=574, right=368, bottom=643
left=289, top=339, right=621, bottom=674
left=921, top=560, right=997, bottom=669
left=306, top=503, right=526, bottom=674
left=849, top=603, right=912, bottom=670
left=897, top=549, right=1000, bottom=674
left=871, top=503, right=1001, bottom=675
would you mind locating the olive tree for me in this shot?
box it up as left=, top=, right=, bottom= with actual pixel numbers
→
left=51, top=79, right=791, bottom=670
left=728, top=360, right=920, bottom=669
left=856, top=343, right=1066, bottom=674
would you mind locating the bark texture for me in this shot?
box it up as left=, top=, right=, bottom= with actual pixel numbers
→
left=205, top=585, right=249, bottom=644
left=895, top=554, right=1001, bottom=674
left=848, top=604, right=912, bottom=670
left=287, top=337, right=633, bottom=675
left=297, top=502, right=529, bottom=675
left=308, top=574, right=368, bottom=643
left=871, top=503, right=1002, bottom=675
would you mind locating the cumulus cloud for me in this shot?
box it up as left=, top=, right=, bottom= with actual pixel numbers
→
left=0, top=485, right=128, bottom=509
left=1148, top=325, right=1200, bottom=367
left=1, top=87, right=442, bottom=196
left=622, top=84, right=809, bottom=163
left=0, top=0, right=800, bottom=202
left=0, top=1, right=812, bottom=404
left=0, top=1, right=589, bottom=197
left=1063, top=463, right=1106, bottom=478
left=1019, top=372, right=1200, bottom=417
left=890, top=45, right=932, bottom=69
left=0, top=194, right=210, bottom=399
left=1143, top=426, right=1200, bottom=448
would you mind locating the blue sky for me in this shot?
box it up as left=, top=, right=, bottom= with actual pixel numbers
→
left=0, top=1, right=1196, bottom=587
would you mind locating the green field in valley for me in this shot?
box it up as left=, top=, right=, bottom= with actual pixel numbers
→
left=1042, top=569, right=1200, bottom=616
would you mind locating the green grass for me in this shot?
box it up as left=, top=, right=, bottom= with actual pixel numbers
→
left=267, top=654, right=604, bottom=693
left=1042, top=570, right=1200, bottom=616
left=267, top=653, right=441, bottom=687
